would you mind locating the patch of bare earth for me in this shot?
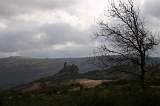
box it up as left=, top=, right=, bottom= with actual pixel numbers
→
left=20, top=83, right=42, bottom=93
left=75, top=79, right=112, bottom=88
left=20, top=82, right=50, bottom=93
left=19, top=79, right=113, bottom=93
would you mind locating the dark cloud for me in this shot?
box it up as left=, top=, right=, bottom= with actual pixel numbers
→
left=0, top=0, right=95, bottom=57
left=0, top=30, right=40, bottom=52
left=0, top=22, right=92, bottom=54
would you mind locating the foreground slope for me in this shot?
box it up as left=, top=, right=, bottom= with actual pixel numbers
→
left=0, top=62, right=160, bottom=106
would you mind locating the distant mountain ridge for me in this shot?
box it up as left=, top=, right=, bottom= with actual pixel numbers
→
left=0, top=56, right=98, bottom=89
left=0, top=56, right=160, bottom=89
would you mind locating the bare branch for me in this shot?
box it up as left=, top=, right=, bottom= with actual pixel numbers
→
left=95, top=0, right=160, bottom=85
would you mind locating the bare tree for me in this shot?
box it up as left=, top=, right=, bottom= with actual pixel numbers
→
left=96, top=0, right=159, bottom=88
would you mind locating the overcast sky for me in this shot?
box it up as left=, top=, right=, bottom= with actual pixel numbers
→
left=0, top=0, right=159, bottom=58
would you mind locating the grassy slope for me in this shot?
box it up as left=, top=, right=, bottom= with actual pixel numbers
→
left=0, top=80, right=160, bottom=106
left=0, top=57, right=160, bottom=106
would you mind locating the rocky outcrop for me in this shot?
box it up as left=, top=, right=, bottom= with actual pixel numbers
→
left=54, top=62, right=79, bottom=78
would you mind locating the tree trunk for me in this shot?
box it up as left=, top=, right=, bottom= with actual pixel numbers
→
left=140, top=64, right=145, bottom=89
left=140, top=54, right=145, bottom=89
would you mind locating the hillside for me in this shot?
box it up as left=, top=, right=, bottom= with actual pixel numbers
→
left=14, top=62, right=160, bottom=93
left=0, top=56, right=99, bottom=89
left=1, top=68, right=160, bottom=106
left=0, top=56, right=160, bottom=89
left=0, top=58, right=160, bottom=106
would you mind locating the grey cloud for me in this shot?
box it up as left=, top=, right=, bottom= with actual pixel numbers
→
left=141, top=0, right=160, bottom=31
left=142, top=0, right=160, bottom=19
left=39, top=23, right=91, bottom=45
left=0, top=0, right=159, bottom=58
left=0, top=0, right=95, bottom=57
left=0, top=30, right=40, bottom=52
left=0, top=23, right=92, bottom=54
left=18, top=43, right=94, bottom=58
left=0, top=0, right=76, bottom=17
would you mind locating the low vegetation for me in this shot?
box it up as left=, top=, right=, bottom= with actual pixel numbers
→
left=0, top=79, right=160, bottom=106
left=0, top=59, right=160, bottom=106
